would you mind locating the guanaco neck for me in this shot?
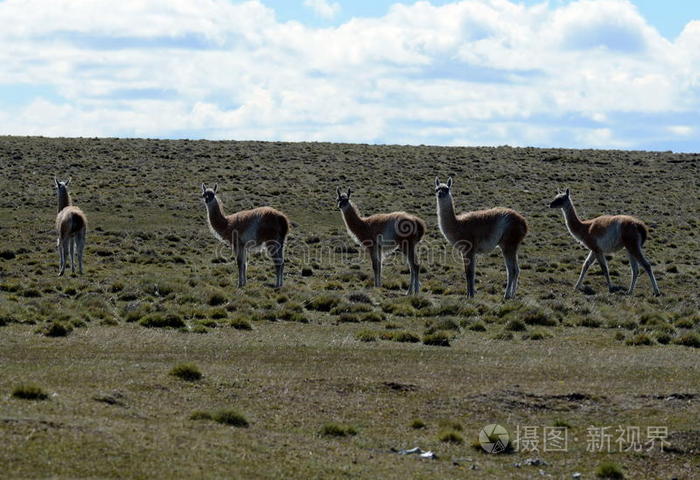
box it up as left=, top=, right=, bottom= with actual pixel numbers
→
left=340, top=202, right=368, bottom=236
left=437, top=194, right=458, bottom=236
left=206, top=196, right=230, bottom=235
left=58, top=189, right=71, bottom=212
left=561, top=199, right=585, bottom=237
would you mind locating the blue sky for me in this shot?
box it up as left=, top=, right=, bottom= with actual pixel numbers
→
left=1, top=0, right=699, bottom=152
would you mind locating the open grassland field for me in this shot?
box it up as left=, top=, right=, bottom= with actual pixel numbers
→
left=0, top=136, right=698, bottom=479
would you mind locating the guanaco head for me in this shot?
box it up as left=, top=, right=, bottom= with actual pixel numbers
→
left=201, top=183, right=219, bottom=205
left=336, top=187, right=352, bottom=209
left=434, top=176, right=453, bottom=199
left=549, top=188, right=571, bottom=208
left=54, top=177, right=70, bottom=192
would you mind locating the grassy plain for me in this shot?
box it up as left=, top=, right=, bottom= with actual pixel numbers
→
left=0, top=136, right=698, bottom=479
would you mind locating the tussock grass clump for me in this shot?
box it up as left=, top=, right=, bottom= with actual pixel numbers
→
left=230, top=318, right=253, bottom=330
left=423, top=332, right=450, bottom=347
left=382, top=302, right=418, bottom=317
left=493, top=330, right=514, bottom=340
left=12, top=384, right=49, bottom=400
left=626, top=333, right=654, bottom=346
left=0, top=249, right=16, bottom=260
left=307, top=295, right=341, bottom=312
left=655, top=333, right=672, bottom=345
left=468, top=321, right=486, bottom=332
left=278, top=308, right=308, bottom=323
left=432, top=318, right=460, bottom=332
left=390, top=331, right=420, bottom=343
left=579, top=316, right=602, bottom=328
left=596, top=461, right=624, bottom=479
left=207, top=292, right=227, bottom=306
left=410, top=419, right=426, bottom=429
left=674, top=318, right=696, bottom=329
left=40, top=322, right=72, bottom=337
left=505, top=319, right=527, bottom=332
left=348, top=292, right=373, bottom=304
left=320, top=422, right=357, bottom=437
left=331, top=303, right=372, bottom=314
left=209, top=308, right=228, bottom=319
left=360, top=312, right=385, bottom=322
left=355, top=330, right=377, bottom=342
left=213, top=409, right=249, bottom=427
left=438, top=430, right=464, bottom=444
left=170, top=363, right=202, bottom=381
left=673, top=332, right=700, bottom=348
left=139, top=313, right=185, bottom=329
left=521, top=307, right=557, bottom=326
left=190, top=411, right=213, bottom=420
left=522, top=329, right=551, bottom=340
left=338, top=313, right=360, bottom=323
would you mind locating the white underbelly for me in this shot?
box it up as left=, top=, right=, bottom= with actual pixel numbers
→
left=596, top=224, right=623, bottom=253
left=475, top=217, right=506, bottom=253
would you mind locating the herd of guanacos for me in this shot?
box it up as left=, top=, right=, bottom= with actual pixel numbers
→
left=52, top=175, right=661, bottom=299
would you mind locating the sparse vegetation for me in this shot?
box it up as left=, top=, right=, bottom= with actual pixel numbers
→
left=0, top=138, right=697, bottom=479
left=320, top=423, right=357, bottom=437
left=170, top=363, right=202, bottom=381
left=12, top=384, right=49, bottom=400
left=596, top=461, right=624, bottom=479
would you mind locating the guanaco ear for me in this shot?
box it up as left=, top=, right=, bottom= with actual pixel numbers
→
left=435, top=176, right=440, bottom=187
left=54, top=177, right=59, bottom=188
left=65, top=177, right=71, bottom=186
left=201, top=183, right=207, bottom=193
left=347, top=188, right=352, bottom=198
left=213, top=183, right=218, bottom=193
left=565, top=188, right=570, bottom=196
left=336, top=186, right=341, bottom=197
left=446, top=177, right=453, bottom=189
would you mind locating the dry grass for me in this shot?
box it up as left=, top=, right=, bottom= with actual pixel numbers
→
left=0, top=137, right=698, bottom=479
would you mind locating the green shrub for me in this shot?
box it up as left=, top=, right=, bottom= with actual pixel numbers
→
left=320, top=423, right=357, bottom=437
left=505, top=319, right=527, bottom=331
left=626, top=333, right=654, bottom=346
left=673, top=333, right=700, bottom=348
left=12, top=384, right=49, bottom=400
left=207, top=292, right=227, bottom=306
left=170, top=363, right=202, bottom=381
left=523, top=329, right=551, bottom=340
left=209, top=308, right=228, bottom=319
left=382, top=302, right=417, bottom=317
left=348, top=292, right=373, bottom=304
left=41, top=322, right=72, bottom=337
left=579, top=317, right=602, bottom=328
left=595, top=461, right=624, bottom=479
left=392, top=331, right=420, bottom=343
left=139, top=313, right=185, bottom=328
left=411, top=419, right=426, bottom=429
left=230, top=318, right=253, bottom=330
left=338, top=313, right=360, bottom=323
left=213, top=409, right=249, bottom=427
left=307, top=295, right=341, bottom=312
left=655, top=333, right=672, bottom=345
left=356, top=330, right=377, bottom=342
left=438, top=430, right=464, bottom=444
left=423, top=332, right=450, bottom=347
left=468, top=322, right=486, bottom=332
left=360, top=312, right=385, bottom=322
left=493, top=330, right=514, bottom=340
left=190, top=411, right=213, bottom=420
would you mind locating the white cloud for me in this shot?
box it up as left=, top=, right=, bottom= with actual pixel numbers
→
left=303, top=0, right=340, bottom=20
left=0, top=0, right=698, bottom=151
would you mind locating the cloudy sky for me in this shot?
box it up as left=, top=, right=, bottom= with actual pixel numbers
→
left=1, top=0, right=699, bottom=151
